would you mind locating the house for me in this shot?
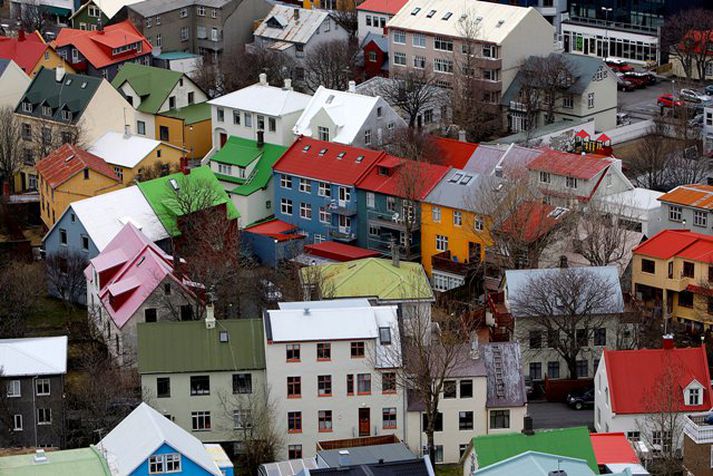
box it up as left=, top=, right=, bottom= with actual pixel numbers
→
left=462, top=426, right=599, bottom=475
left=355, top=154, right=449, bottom=259
left=0, top=31, right=72, bottom=77
left=264, top=299, right=403, bottom=460
left=243, top=219, right=305, bottom=266
left=0, top=60, right=31, bottom=109
left=97, top=402, right=234, bottom=475
left=589, top=432, right=647, bottom=475
left=88, top=130, right=185, bottom=184
left=597, top=187, right=663, bottom=237
left=463, top=143, right=541, bottom=177
left=272, top=137, right=383, bottom=244
left=386, top=0, right=554, bottom=94
left=361, top=33, right=390, bottom=80
left=127, top=0, right=272, bottom=61
left=631, top=229, right=713, bottom=328
left=157, top=102, right=212, bottom=160
left=682, top=411, right=713, bottom=476
left=653, top=184, right=713, bottom=238
left=0, top=336, right=68, bottom=448
left=503, top=266, right=626, bottom=381
left=154, top=51, right=202, bottom=76
left=36, top=143, right=122, bottom=228
left=293, top=84, right=405, bottom=148
left=14, top=66, right=136, bottom=192
left=53, top=20, right=152, bottom=80
left=593, top=340, right=712, bottom=451
left=357, top=0, right=407, bottom=43
left=85, top=222, right=200, bottom=366
left=70, top=0, right=144, bottom=30
left=138, top=317, right=265, bottom=447
left=405, top=342, right=527, bottom=464
left=420, top=168, right=492, bottom=291
left=251, top=5, right=350, bottom=79
left=206, top=136, right=288, bottom=227
left=111, top=63, right=209, bottom=143
left=502, top=53, right=618, bottom=133
left=471, top=451, right=625, bottom=476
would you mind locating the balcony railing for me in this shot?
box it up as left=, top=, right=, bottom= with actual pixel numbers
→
left=684, top=413, right=713, bottom=444
left=431, top=250, right=480, bottom=277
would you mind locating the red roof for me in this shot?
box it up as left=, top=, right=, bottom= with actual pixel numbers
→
left=596, top=133, right=611, bottom=143
left=36, top=143, right=120, bottom=189
left=632, top=229, right=713, bottom=262
left=356, top=0, right=408, bottom=15
left=590, top=433, right=640, bottom=465
left=679, top=30, right=713, bottom=56
left=356, top=155, right=450, bottom=200
left=603, top=345, right=712, bottom=414
left=245, top=219, right=303, bottom=242
left=273, top=136, right=383, bottom=185
left=54, top=21, right=151, bottom=69
left=527, top=148, right=612, bottom=180
left=432, top=136, right=478, bottom=168
left=304, top=241, right=380, bottom=262
left=0, top=31, right=48, bottom=75
left=575, top=129, right=591, bottom=139
left=499, top=201, right=568, bottom=243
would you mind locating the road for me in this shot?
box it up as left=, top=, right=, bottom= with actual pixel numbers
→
left=527, top=401, right=594, bottom=430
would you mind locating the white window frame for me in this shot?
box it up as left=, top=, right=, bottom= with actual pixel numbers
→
left=432, top=206, right=441, bottom=222
left=393, top=30, right=406, bottom=45
left=6, top=380, right=20, bottom=398
left=318, top=182, right=331, bottom=197
left=565, top=176, right=578, bottom=189
left=393, top=52, right=406, bottom=66
left=453, top=210, right=462, bottom=226
left=587, top=92, right=595, bottom=109
left=280, top=174, right=292, bottom=189
left=694, top=210, right=707, bottom=227
left=366, top=192, right=375, bottom=208
left=539, top=171, right=551, bottom=183
left=436, top=234, right=448, bottom=252
left=319, top=207, right=330, bottom=224
left=318, top=126, right=330, bottom=141
left=12, top=414, right=22, bottom=431
left=669, top=205, right=682, bottom=222
left=37, top=408, right=52, bottom=425
left=299, top=178, right=311, bottom=193
left=412, top=33, right=425, bottom=48
left=299, top=202, right=312, bottom=220
left=281, top=199, right=293, bottom=215
left=36, top=378, right=50, bottom=396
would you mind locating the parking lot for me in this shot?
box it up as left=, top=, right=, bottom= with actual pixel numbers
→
left=618, top=78, right=674, bottom=120
left=527, top=401, right=594, bottom=430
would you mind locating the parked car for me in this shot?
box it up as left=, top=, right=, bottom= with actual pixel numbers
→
left=705, top=84, right=713, bottom=96
left=616, top=74, right=635, bottom=92
left=616, top=112, right=631, bottom=126
left=680, top=88, right=713, bottom=104
left=606, top=58, right=634, bottom=73
left=623, top=71, right=656, bottom=86
left=566, top=388, right=594, bottom=410
left=621, top=73, right=647, bottom=89
left=657, top=94, right=683, bottom=108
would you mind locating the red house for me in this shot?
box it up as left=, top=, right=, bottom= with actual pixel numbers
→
left=362, top=33, right=389, bottom=79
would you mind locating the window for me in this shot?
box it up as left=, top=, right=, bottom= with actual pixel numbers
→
left=393, top=52, right=406, bottom=66
left=37, top=408, right=51, bottom=425
left=318, top=182, right=331, bottom=197
left=233, top=374, right=252, bottom=394
left=459, top=411, right=474, bottom=430
left=460, top=379, right=473, bottom=398
left=431, top=206, right=441, bottom=222
left=34, top=378, right=50, bottom=396
left=393, top=31, right=406, bottom=44
left=475, top=216, right=484, bottom=231
left=369, top=225, right=379, bottom=236
left=318, top=126, right=330, bottom=141
left=366, top=14, right=372, bottom=26
left=412, top=33, right=426, bottom=47
left=318, top=410, right=333, bottom=432
left=280, top=174, right=292, bottom=189
left=413, top=56, right=426, bottom=69
left=288, top=445, right=302, bottom=459
left=234, top=409, right=252, bottom=429
left=357, top=373, right=371, bottom=394
left=347, top=374, right=354, bottom=395
left=257, top=115, right=265, bottom=130
left=280, top=198, right=293, bottom=215
left=143, top=307, right=157, bottom=323
left=563, top=96, right=574, bottom=109
left=286, top=343, right=300, bottom=361
left=288, top=411, right=302, bottom=433
left=529, top=362, right=542, bottom=380
left=576, top=329, right=588, bottom=347
left=191, top=411, right=211, bottom=431
left=318, top=375, right=332, bottom=396
left=433, top=58, right=453, bottom=74
left=483, top=69, right=499, bottom=81
left=244, top=112, right=252, bottom=127
left=6, top=380, right=20, bottom=397
left=626, top=431, right=641, bottom=442
left=365, top=191, right=376, bottom=209
left=211, top=8, right=217, bottom=18
left=695, top=210, right=708, bottom=227
left=376, top=106, right=382, bottom=118
left=197, top=5, right=205, bottom=15
left=679, top=290, right=694, bottom=308
left=188, top=92, right=194, bottom=105
left=436, top=235, right=448, bottom=252
left=576, top=360, right=588, bottom=378
left=587, top=92, right=595, bottom=108
left=529, top=330, right=542, bottom=349
left=689, top=387, right=701, bottom=405
left=434, top=36, right=453, bottom=51
left=382, top=407, right=397, bottom=429
left=319, top=207, right=330, bottom=224
left=422, top=412, right=443, bottom=432
left=641, top=259, right=655, bottom=274
left=300, top=203, right=312, bottom=220
left=81, top=235, right=89, bottom=251
left=382, top=372, right=396, bottom=393
left=539, top=171, right=550, bottom=183
left=482, top=44, right=497, bottom=58
left=565, top=176, right=578, bottom=189
left=351, top=341, right=365, bottom=358
left=180, top=7, right=188, bottom=17
left=683, top=261, right=695, bottom=278
left=12, top=414, right=22, bottom=431
left=386, top=196, right=396, bottom=212
left=547, top=361, right=560, bottom=379
left=669, top=205, right=682, bottom=222
left=180, top=26, right=189, bottom=41
left=298, top=179, right=312, bottom=194
left=137, top=120, right=146, bottom=135
left=155, top=15, right=161, bottom=24
left=190, top=376, right=210, bottom=395
left=453, top=210, right=462, bottom=226
left=652, top=431, right=672, bottom=452
left=157, top=377, right=170, bottom=398
left=379, top=327, right=391, bottom=344
left=443, top=380, right=456, bottom=398
left=269, top=117, right=276, bottom=132
left=159, top=125, right=169, bottom=141
left=490, top=410, right=510, bottom=429
left=287, top=376, right=301, bottom=397
left=594, top=328, right=606, bottom=346
left=21, top=123, right=31, bottom=140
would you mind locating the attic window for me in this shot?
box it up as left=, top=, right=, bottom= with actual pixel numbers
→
left=219, top=331, right=229, bottom=343
left=80, top=81, right=87, bottom=89
left=326, top=95, right=335, bottom=104
left=426, top=10, right=436, bottom=18
left=355, top=155, right=364, bottom=163
left=65, top=78, right=72, bottom=85
left=169, top=178, right=180, bottom=191
left=302, top=145, right=311, bottom=152
left=378, top=166, right=389, bottom=176
left=337, top=152, right=346, bottom=159
left=449, top=173, right=463, bottom=183
left=442, top=12, right=452, bottom=20
left=459, top=175, right=472, bottom=185
left=319, top=148, right=328, bottom=156
left=411, top=7, right=420, bottom=15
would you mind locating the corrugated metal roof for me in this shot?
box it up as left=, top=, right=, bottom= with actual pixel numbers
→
left=658, top=183, right=713, bottom=209
left=254, top=5, right=328, bottom=45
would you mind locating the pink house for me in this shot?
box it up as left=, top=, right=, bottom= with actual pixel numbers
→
left=85, top=223, right=200, bottom=366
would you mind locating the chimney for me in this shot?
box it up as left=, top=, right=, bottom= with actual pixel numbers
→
left=458, top=129, right=466, bottom=142
left=283, top=78, right=292, bottom=90
left=18, top=29, right=25, bottom=41
left=33, top=449, right=48, bottom=464
left=259, top=72, right=267, bottom=85
left=522, top=415, right=534, bottom=435
left=55, top=66, right=65, bottom=83
left=390, top=237, right=400, bottom=268
left=348, top=80, right=356, bottom=93
left=663, top=334, right=675, bottom=350
left=97, top=19, right=104, bottom=32
left=558, top=255, right=568, bottom=268
left=205, top=302, right=216, bottom=329
left=257, top=130, right=264, bottom=148
left=123, top=124, right=131, bottom=138
left=293, top=8, right=300, bottom=20
left=338, top=450, right=350, bottom=467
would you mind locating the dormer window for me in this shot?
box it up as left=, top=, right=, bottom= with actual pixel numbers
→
left=378, top=166, right=389, bottom=176
left=689, top=387, right=701, bottom=405
left=61, top=110, right=72, bottom=121
left=42, top=105, right=52, bottom=117
left=22, top=101, right=32, bottom=113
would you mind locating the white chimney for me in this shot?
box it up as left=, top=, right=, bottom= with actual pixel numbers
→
left=55, top=66, right=65, bottom=83
left=34, top=449, right=48, bottom=464
left=283, top=78, right=292, bottom=90
left=338, top=450, right=350, bottom=467
left=458, top=129, right=466, bottom=142
left=123, top=124, right=131, bottom=138
left=348, top=80, right=356, bottom=93
left=259, top=73, right=267, bottom=85
left=205, top=303, right=216, bottom=329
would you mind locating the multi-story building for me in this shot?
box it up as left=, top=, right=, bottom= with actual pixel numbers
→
left=70, top=0, right=141, bottom=30
left=264, top=300, right=403, bottom=460
left=481, top=0, right=567, bottom=30
left=128, top=0, right=272, bottom=60
left=0, top=336, right=68, bottom=448
left=138, top=317, right=266, bottom=450
left=652, top=184, right=713, bottom=238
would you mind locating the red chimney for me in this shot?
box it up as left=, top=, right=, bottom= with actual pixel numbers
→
left=18, top=29, right=25, bottom=41
left=663, top=334, right=675, bottom=350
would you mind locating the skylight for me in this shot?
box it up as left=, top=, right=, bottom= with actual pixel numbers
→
left=80, top=81, right=87, bottom=89
left=319, top=148, right=328, bottom=156
left=65, top=79, right=72, bottom=85
left=326, top=95, right=335, bottom=104
left=442, top=12, right=452, bottom=20
left=459, top=175, right=472, bottom=185
left=426, top=9, right=436, bottom=18
left=411, top=7, right=421, bottom=15
left=356, top=155, right=364, bottom=163
left=337, top=151, right=346, bottom=159
left=449, top=173, right=463, bottom=183
left=169, top=178, right=179, bottom=191
left=302, top=145, right=311, bottom=152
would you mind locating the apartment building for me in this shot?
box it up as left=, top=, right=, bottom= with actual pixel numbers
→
left=264, top=300, right=404, bottom=460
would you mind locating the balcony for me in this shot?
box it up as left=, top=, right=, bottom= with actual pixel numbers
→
left=431, top=250, right=480, bottom=277
left=329, top=228, right=356, bottom=242
left=486, top=291, right=513, bottom=341
left=684, top=413, right=713, bottom=444
left=368, top=234, right=420, bottom=261
left=330, top=203, right=358, bottom=216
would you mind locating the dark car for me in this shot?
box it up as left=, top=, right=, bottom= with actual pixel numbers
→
left=566, top=388, right=594, bottom=410
left=622, top=73, right=647, bottom=89
left=616, top=75, right=635, bottom=92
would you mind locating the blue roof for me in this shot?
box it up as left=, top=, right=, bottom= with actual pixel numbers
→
left=474, top=451, right=600, bottom=476
left=361, top=32, right=389, bottom=52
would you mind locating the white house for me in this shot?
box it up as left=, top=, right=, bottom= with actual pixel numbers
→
left=292, top=84, right=406, bottom=148
left=594, top=338, right=712, bottom=451
left=356, top=0, right=407, bottom=43
left=264, top=299, right=404, bottom=460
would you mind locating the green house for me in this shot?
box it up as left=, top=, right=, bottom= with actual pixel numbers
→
left=70, top=0, right=129, bottom=30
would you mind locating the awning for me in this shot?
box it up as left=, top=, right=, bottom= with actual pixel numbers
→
left=41, top=5, right=72, bottom=17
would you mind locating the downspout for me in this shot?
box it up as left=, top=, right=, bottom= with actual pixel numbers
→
left=32, top=375, right=38, bottom=447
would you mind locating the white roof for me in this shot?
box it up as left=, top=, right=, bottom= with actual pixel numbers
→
left=254, top=4, right=328, bottom=44
left=599, top=187, right=663, bottom=214
left=278, top=298, right=372, bottom=309
left=387, top=0, right=536, bottom=44
left=208, top=82, right=311, bottom=117
left=0, top=336, right=68, bottom=376
left=98, top=403, right=222, bottom=476
left=69, top=186, right=169, bottom=251
left=89, top=131, right=162, bottom=168
left=293, top=86, right=379, bottom=144
left=92, top=0, right=144, bottom=19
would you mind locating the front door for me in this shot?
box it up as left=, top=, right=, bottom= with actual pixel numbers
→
left=358, top=408, right=370, bottom=437
left=219, top=133, right=228, bottom=148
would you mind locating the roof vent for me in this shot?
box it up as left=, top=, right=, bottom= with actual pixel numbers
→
left=169, top=178, right=180, bottom=191
left=442, top=12, right=452, bottom=20
left=338, top=450, right=350, bottom=467
left=356, top=155, right=364, bottom=163
left=319, top=148, right=328, bottom=156
left=302, top=145, right=311, bottom=152
left=426, top=9, right=436, bottom=18
left=410, top=7, right=420, bottom=15
left=80, top=81, right=87, bottom=89
left=33, top=449, right=48, bottom=464
left=496, top=19, right=505, bottom=27
left=65, top=155, right=75, bottom=163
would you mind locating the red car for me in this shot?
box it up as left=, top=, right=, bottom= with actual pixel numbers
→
left=606, top=59, right=634, bottom=73
left=657, top=94, right=683, bottom=108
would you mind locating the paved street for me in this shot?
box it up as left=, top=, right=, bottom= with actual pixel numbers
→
left=618, top=79, right=673, bottom=120
left=527, top=401, right=594, bottom=430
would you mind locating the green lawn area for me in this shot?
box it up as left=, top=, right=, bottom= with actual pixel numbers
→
left=25, top=296, right=86, bottom=335
left=436, top=464, right=462, bottom=476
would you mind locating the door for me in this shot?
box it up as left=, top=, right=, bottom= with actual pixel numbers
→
left=358, top=408, right=370, bottom=437
left=338, top=186, right=350, bottom=207
left=219, top=133, right=228, bottom=148
left=338, top=215, right=351, bottom=234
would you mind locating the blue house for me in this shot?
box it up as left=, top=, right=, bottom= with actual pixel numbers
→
left=243, top=219, right=305, bottom=266
left=272, top=136, right=383, bottom=245
left=98, top=402, right=233, bottom=476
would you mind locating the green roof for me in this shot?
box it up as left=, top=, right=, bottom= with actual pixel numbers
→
left=136, top=166, right=239, bottom=236
left=211, top=137, right=287, bottom=197
left=301, top=258, right=434, bottom=301
left=472, top=427, right=598, bottom=473
left=137, top=319, right=265, bottom=373
left=160, top=102, right=211, bottom=125
left=0, top=447, right=111, bottom=476
left=111, top=63, right=182, bottom=114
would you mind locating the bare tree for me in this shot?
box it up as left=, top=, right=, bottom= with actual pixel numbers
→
left=662, top=8, right=713, bottom=81
left=629, top=128, right=673, bottom=191
left=331, top=4, right=358, bottom=38
left=576, top=200, right=641, bottom=267
left=0, top=261, right=44, bottom=337
left=190, top=54, right=222, bottom=98
left=136, top=161, right=179, bottom=181
left=383, top=127, right=442, bottom=163
left=0, top=107, right=24, bottom=193
left=377, top=71, right=445, bottom=128
left=19, top=1, right=48, bottom=35
left=510, top=267, right=619, bottom=379
left=303, top=39, right=360, bottom=93
left=33, top=118, right=87, bottom=165
left=45, top=250, right=88, bottom=310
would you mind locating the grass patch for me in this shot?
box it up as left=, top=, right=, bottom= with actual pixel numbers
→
left=25, top=296, right=86, bottom=335
left=435, top=464, right=462, bottom=476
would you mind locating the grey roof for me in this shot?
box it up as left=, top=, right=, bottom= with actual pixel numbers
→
left=482, top=342, right=527, bottom=408
left=361, top=32, right=389, bottom=52
left=504, top=266, right=624, bottom=318
left=464, top=143, right=542, bottom=176
left=317, top=444, right=416, bottom=467
left=128, top=0, right=231, bottom=16
left=424, top=168, right=498, bottom=212
left=260, top=459, right=319, bottom=476
left=254, top=5, right=328, bottom=44
left=308, top=459, right=432, bottom=476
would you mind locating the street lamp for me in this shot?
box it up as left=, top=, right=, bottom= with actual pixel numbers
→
left=601, top=7, right=613, bottom=60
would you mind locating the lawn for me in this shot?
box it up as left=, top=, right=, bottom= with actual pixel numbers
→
left=436, top=464, right=462, bottom=476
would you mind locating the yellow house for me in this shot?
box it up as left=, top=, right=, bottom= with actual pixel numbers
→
left=420, top=169, right=490, bottom=292
left=36, top=143, right=122, bottom=228
left=156, top=102, right=212, bottom=160
left=87, top=131, right=186, bottom=184
left=632, top=229, right=713, bottom=328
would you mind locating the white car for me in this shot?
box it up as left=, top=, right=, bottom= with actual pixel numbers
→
left=680, top=88, right=713, bottom=104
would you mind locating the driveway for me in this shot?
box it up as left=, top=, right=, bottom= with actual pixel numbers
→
left=527, top=401, right=594, bottom=430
